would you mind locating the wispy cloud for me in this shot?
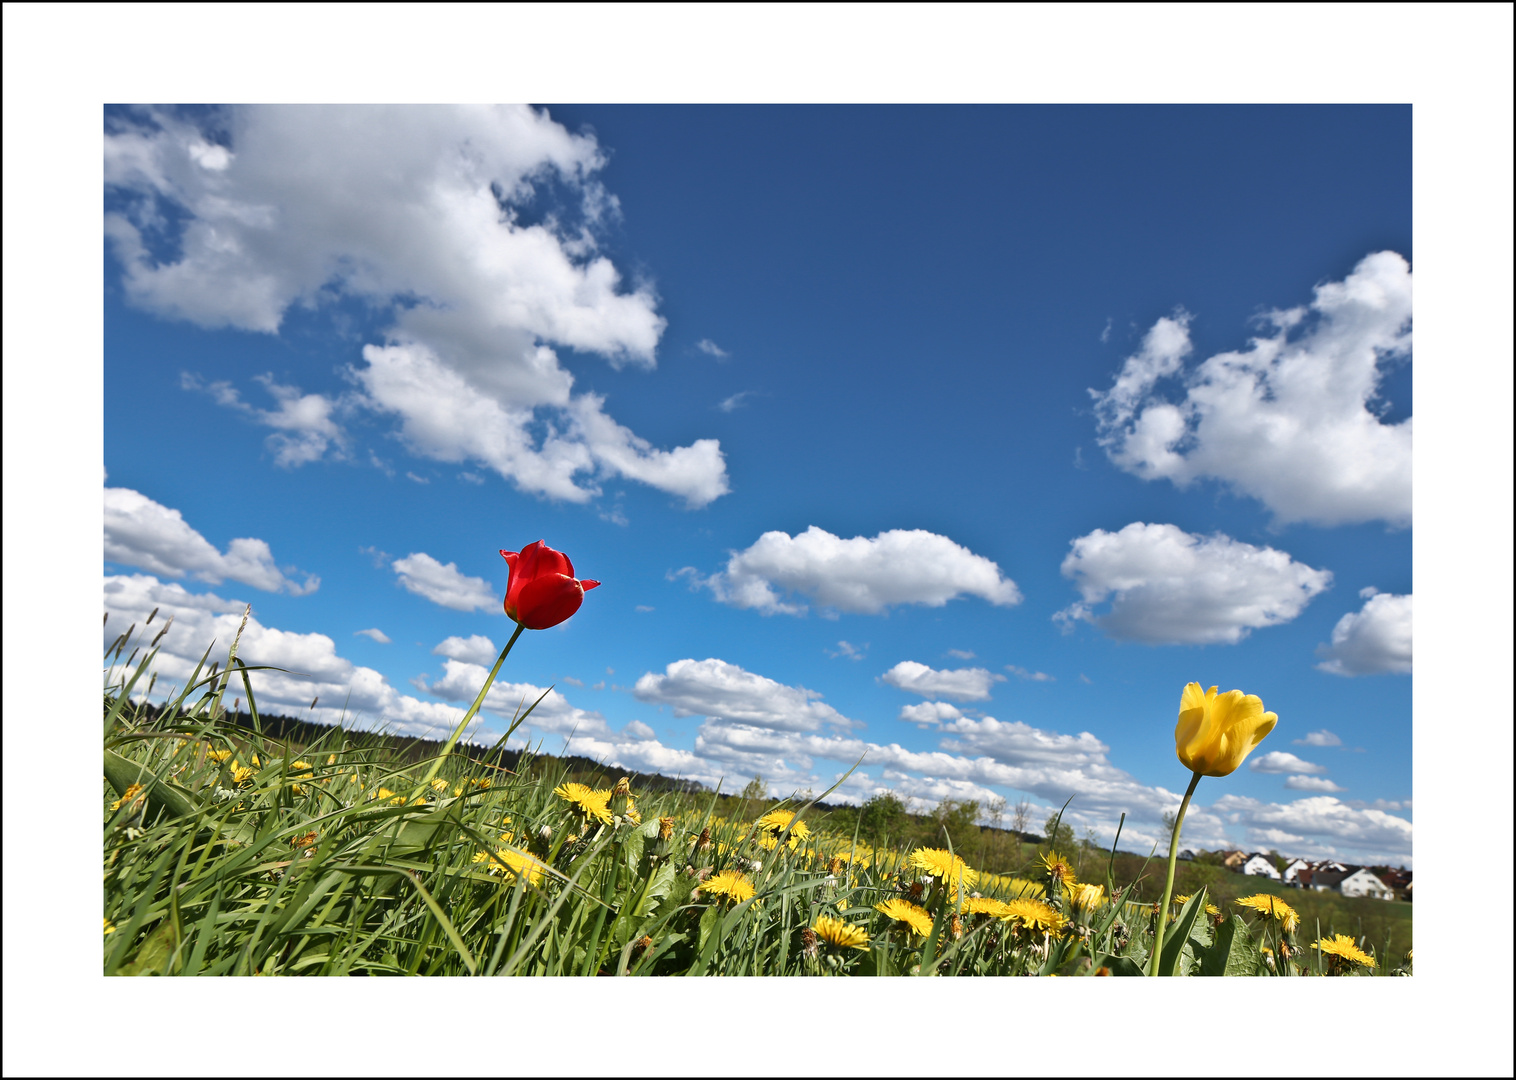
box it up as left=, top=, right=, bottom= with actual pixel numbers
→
left=1006, top=664, right=1055, bottom=682
left=354, top=628, right=391, bottom=644
left=696, top=338, right=729, bottom=359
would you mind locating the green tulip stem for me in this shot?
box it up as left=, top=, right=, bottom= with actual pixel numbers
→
left=1148, top=769, right=1203, bottom=977
left=416, top=622, right=526, bottom=792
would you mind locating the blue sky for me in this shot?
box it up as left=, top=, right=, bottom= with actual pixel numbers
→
left=98, top=103, right=1422, bottom=866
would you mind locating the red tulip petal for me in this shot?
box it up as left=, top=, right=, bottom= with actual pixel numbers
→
left=513, top=573, right=585, bottom=629
left=580, top=580, right=600, bottom=592
left=517, top=540, right=574, bottom=583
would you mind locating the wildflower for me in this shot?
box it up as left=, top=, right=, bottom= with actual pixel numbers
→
left=811, top=916, right=870, bottom=952
left=1002, top=898, right=1064, bottom=934
left=1235, top=893, right=1300, bottom=934
left=1312, top=933, right=1376, bottom=972
left=658, top=817, right=675, bottom=841
left=876, top=898, right=934, bottom=936
left=109, top=783, right=145, bottom=813
left=104, top=918, right=116, bottom=935
left=289, top=831, right=318, bottom=849
left=289, top=760, right=314, bottom=775
left=473, top=847, right=545, bottom=885
left=207, top=748, right=234, bottom=765
left=230, top=762, right=256, bottom=787
left=430, top=778, right=450, bottom=793
left=1067, top=882, right=1106, bottom=913
left=1175, top=683, right=1277, bottom=777
left=910, top=848, right=977, bottom=889
left=961, top=896, right=1015, bottom=919
left=1038, top=850, right=1077, bottom=892
left=554, top=782, right=612, bottom=824
left=755, top=809, right=812, bottom=841
left=499, top=541, right=601, bottom=629
left=700, top=869, right=755, bottom=904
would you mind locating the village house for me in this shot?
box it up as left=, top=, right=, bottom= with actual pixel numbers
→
left=1298, top=865, right=1396, bottom=900
left=1221, top=850, right=1248, bottom=870
left=1282, top=857, right=1312, bottom=884
left=1239, top=852, right=1282, bottom=879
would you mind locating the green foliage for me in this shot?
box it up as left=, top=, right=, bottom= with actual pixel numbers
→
left=857, top=791, right=909, bottom=847
left=1042, top=811, right=1076, bottom=853
left=101, top=627, right=1407, bottom=977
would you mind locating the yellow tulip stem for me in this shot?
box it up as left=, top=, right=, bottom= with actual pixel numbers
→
left=414, top=622, right=526, bottom=794
left=1148, top=770, right=1202, bottom=977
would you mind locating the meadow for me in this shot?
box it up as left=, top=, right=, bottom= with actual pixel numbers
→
left=102, top=619, right=1409, bottom=977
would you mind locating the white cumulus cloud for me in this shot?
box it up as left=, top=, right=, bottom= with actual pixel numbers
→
left=392, top=553, right=499, bottom=612
left=104, top=483, right=318, bottom=595
left=432, top=634, right=500, bottom=666
left=1090, top=251, right=1412, bottom=527
left=1056, top=522, right=1331, bottom=644
left=1315, top=591, right=1412, bottom=676
left=1294, top=729, right=1343, bottom=747
left=691, top=526, right=1021, bottom=616
left=104, top=105, right=729, bottom=506
left=880, top=661, right=1004, bottom=702
left=103, top=574, right=471, bottom=739
left=1250, top=750, right=1328, bottom=776
left=632, top=658, right=857, bottom=733
left=1284, top=775, right=1346, bottom=793
left=898, top=701, right=965, bottom=726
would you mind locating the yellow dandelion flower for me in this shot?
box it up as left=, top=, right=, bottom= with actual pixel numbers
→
left=554, top=782, right=612, bottom=823
left=207, top=748, right=234, bottom=765
left=430, top=778, right=450, bottom=792
left=961, top=896, right=1016, bottom=919
left=875, top=898, right=934, bottom=935
left=109, top=783, right=146, bottom=812
left=1173, top=893, right=1191, bottom=906
left=289, top=760, right=314, bottom=775
left=755, top=810, right=812, bottom=841
left=473, top=847, right=545, bottom=885
left=104, top=917, right=116, bottom=935
left=909, top=848, right=977, bottom=888
left=289, top=830, right=318, bottom=849
left=1235, top=893, right=1300, bottom=934
left=1039, top=850, right=1077, bottom=890
left=326, top=754, right=337, bottom=766
left=1003, top=897, right=1064, bottom=934
left=811, top=915, right=870, bottom=951
left=1068, top=882, right=1106, bottom=912
left=701, top=869, right=755, bottom=904
left=1312, top=933, right=1376, bottom=970
left=230, top=762, right=256, bottom=786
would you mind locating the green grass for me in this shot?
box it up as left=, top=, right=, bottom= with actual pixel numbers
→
left=102, top=628, right=1410, bottom=977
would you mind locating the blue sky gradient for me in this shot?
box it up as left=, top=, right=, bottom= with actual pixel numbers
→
left=102, top=104, right=1416, bottom=865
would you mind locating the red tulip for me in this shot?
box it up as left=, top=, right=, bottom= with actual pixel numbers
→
left=499, top=541, right=600, bottom=629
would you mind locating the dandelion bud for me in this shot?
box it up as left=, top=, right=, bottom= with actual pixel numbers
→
left=538, top=823, right=554, bottom=843
left=609, top=776, right=633, bottom=817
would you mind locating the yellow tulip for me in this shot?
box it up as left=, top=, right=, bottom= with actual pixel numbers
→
left=1174, top=683, right=1277, bottom=776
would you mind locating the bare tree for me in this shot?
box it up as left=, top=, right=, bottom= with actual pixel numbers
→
left=1012, top=797, right=1031, bottom=836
